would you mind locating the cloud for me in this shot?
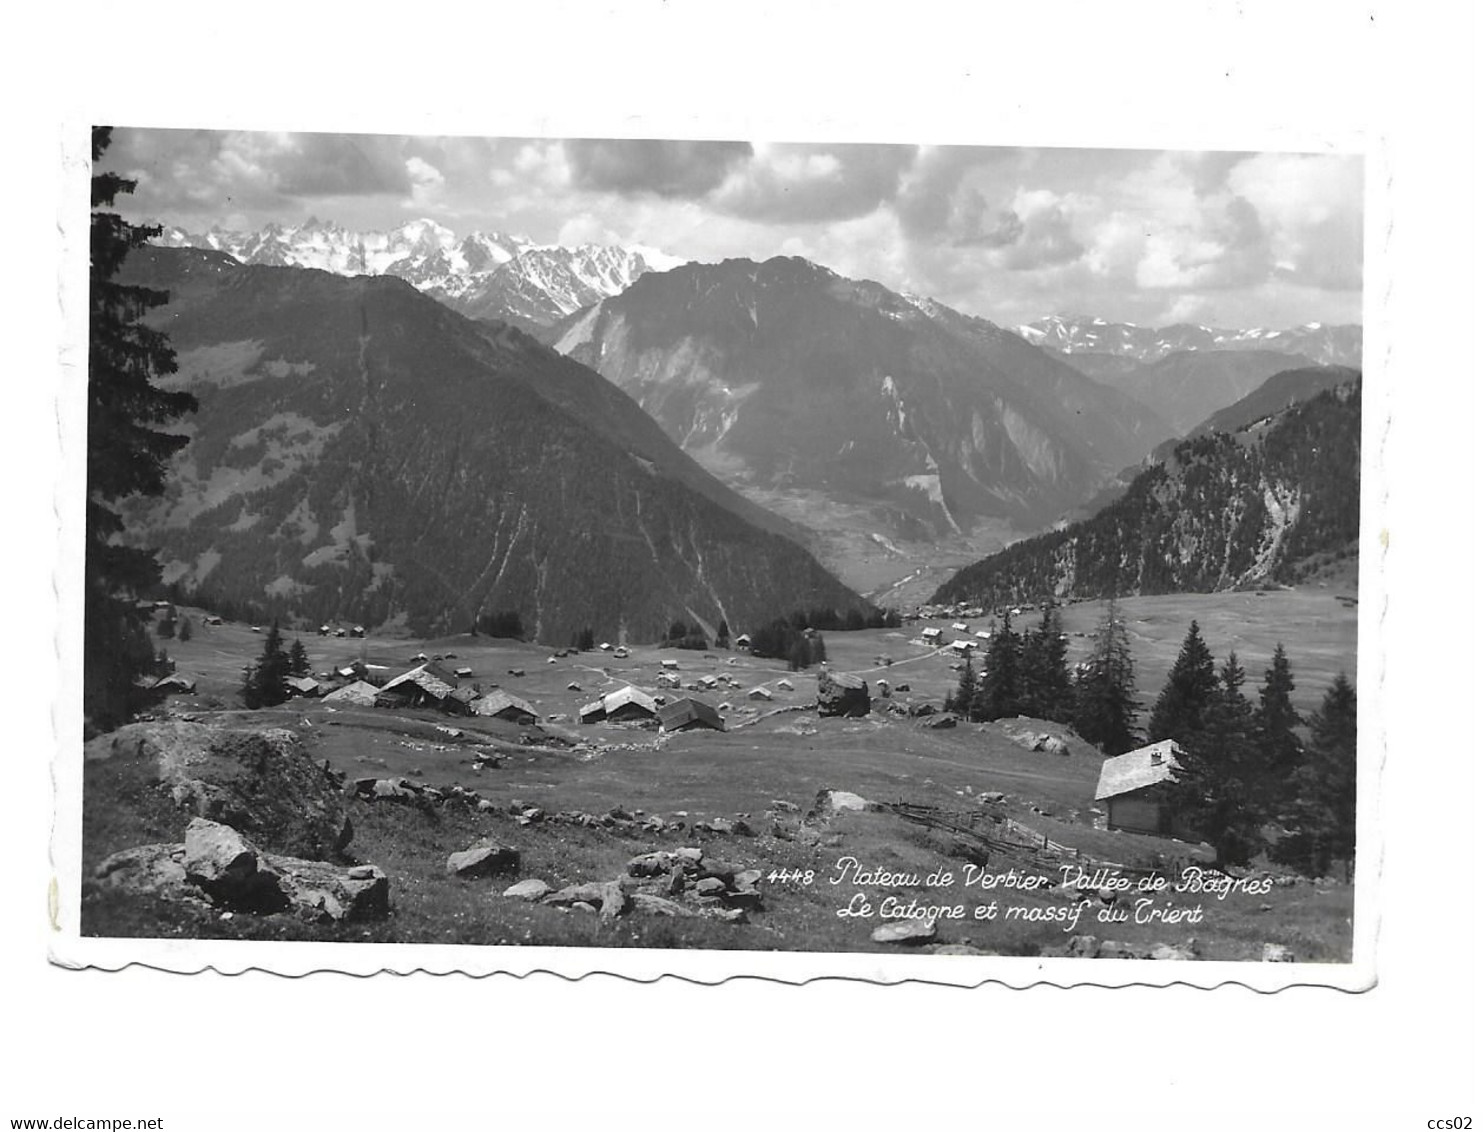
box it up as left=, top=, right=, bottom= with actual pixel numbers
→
left=710, top=143, right=916, bottom=224
left=564, top=138, right=752, bottom=198
left=404, top=156, right=446, bottom=211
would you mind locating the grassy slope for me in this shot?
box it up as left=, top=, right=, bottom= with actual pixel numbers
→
left=83, top=587, right=1357, bottom=958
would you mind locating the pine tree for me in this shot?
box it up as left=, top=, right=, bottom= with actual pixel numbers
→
left=949, top=653, right=978, bottom=716
left=1274, top=673, right=1358, bottom=879
left=84, top=127, right=197, bottom=729
left=1148, top=620, right=1218, bottom=745
left=288, top=637, right=311, bottom=678
left=242, top=622, right=292, bottom=707
left=715, top=619, right=730, bottom=649
left=1255, top=643, right=1303, bottom=813
left=1171, top=652, right=1265, bottom=868
left=1020, top=605, right=1072, bottom=721
left=1071, top=598, right=1139, bottom=754
left=177, top=616, right=193, bottom=643
left=974, top=611, right=1020, bottom=721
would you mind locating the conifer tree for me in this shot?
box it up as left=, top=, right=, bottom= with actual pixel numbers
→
left=949, top=653, right=978, bottom=716
left=1148, top=620, right=1218, bottom=745
left=974, top=610, right=1021, bottom=721
left=1255, top=643, right=1303, bottom=811
left=1071, top=598, right=1139, bottom=754
left=288, top=637, right=311, bottom=678
left=715, top=619, right=730, bottom=649
left=242, top=622, right=292, bottom=708
left=1274, top=673, right=1358, bottom=879
left=1171, top=652, right=1265, bottom=868
left=1020, top=605, right=1073, bottom=721
left=84, top=127, right=198, bottom=729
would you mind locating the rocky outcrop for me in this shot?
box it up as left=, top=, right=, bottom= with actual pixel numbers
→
left=446, top=842, right=521, bottom=879
left=816, top=671, right=869, bottom=718
left=86, top=721, right=352, bottom=859
left=95, top=818, right=389, bottom=923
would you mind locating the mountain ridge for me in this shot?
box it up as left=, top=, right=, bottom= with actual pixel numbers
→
left=117, top=246, right=870, bottom=642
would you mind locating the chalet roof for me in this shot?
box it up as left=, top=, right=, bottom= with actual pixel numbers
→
left=603, top=685, right=658, bottom=715
left=323, top=680, right=379, bottom=706
left=822, top=671, right=866, bottom=690
left=382, top=663, right=458, bottom=701
left=747, top=685, right=773, bottom=700
left=152, top=673, right=197, bottom=694
left=1094, top=740, right=1184, bottom=802
left=658, top=697, right=725, bottom=732
left=285, top=675, right=322, bottom=695
left=473, top=690, right=538, bottom=719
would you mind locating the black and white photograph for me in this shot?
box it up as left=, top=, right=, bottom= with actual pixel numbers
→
left=10, top=1, right=1479, bottom=1127
left=67, top=124, right=1370, bottom=979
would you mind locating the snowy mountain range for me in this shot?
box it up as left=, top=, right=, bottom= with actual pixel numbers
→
left=154, top=218, right=685, bottom=331
left=1016, top=314, right=1362, bottom=367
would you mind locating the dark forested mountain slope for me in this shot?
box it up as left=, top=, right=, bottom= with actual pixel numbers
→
left=931, top=379, right=1362, bottom=607
left=114, top=247, right=870, bottom=641
left=552, top=257, right=1170, bottom=536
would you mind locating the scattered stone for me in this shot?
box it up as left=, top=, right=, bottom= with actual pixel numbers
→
left=922, top=713, right=957, bottom=729
left=446, top=842, right=521, bottom=879
left=632, top=893, right=693, bottom=917
left=1148, top=942, right=1197, bottom=961
left=872, top=919, right=938, bottom=945
left=627, top=851, right=677, bottom=877
left=930, top=943, right=989, bottom=956
left=503, top=878, right=552, bottom=901
left=694, top=877, right=727, bottom=898
left=1262, top=943, right=1296, bottom=962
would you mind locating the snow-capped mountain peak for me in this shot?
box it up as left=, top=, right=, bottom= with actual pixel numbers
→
left=153, top=218, right=687, bottom=329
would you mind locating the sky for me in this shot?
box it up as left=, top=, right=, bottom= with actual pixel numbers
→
left=102, top=129, right=1364, bottom=329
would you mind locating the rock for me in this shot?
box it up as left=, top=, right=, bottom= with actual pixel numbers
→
left=85, top=721, right=353, bottom=859
left=1055, top=935, right=1100, bottom=958
left=182, top=819, right=288, bottom=912
left=871, top=919, right=938, bottom=945
left=503, top=878, right=552, bottom=901
left=676, top=847, right=704, bottom=863
left=699, top=906, right=747, bottom=924
left=723, top=887, right=763, bottom=910
left=1262, top=943, right=1296, bottom=962
left=446, top=842, right=521, bottom=879
left=813, top=789, right=872, bottom=814
left=476, top=799, right=498, bottom=813
left=695, top=877, right=727, bottom=898
left=931, top=944, right=989, bottom=956
left=92, top=844, right=200, bottom=906
left=922, top=713, right=957, bottom=729
left=347, top=865, right=378, bottom=880
left=1040, top=736, right=1070, bottom=755
left=734, top=868, right=763, bottom=888
left=1094, top=940, right=1148, bottom=959
left=626, top=851, right=676, bottom=877
left=1148, top=942, right=1196, bottom=961
left=909, top=702, right=936, bottom=718
left=571, top=901, right=597, bottom=914
left=273, top=858, right=389, bottom=923
left=598, top=881, right=629, bottom=920
left=632, top=893, right=694, bottom=917
left=816, top=670, right=870, bottom=717
left=978, top=791, right=1007, bottom=804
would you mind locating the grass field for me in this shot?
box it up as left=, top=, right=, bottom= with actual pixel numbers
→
left=81, top=586, right=1357, bottom=958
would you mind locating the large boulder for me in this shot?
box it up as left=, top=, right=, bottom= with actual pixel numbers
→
left=86, top=721, right=352, bottom=859
left=816, top=671, right=870, bottom=718
left=97, top=819, right=389, bottom=922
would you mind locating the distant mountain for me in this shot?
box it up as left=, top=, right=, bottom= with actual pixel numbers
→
left=1066, top=348, right=1323, bottom=435
left=551, top=256, right=1171, bottom=537
left=156, top=218, right=682, bottom=332
left=931, top=378, right=1362, bottom=607
left=1187, top=364, right=1361, bottom=440
left=1017, top=314, right=1362, bottom=367
left=115, top=247, right=869, bottom=642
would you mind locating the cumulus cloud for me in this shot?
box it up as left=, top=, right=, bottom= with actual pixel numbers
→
left=709, top=142, right=915, bottom=224
left=564, top=138, right=751, bottom=198
left=101, top=129, right=1363, bottom=329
